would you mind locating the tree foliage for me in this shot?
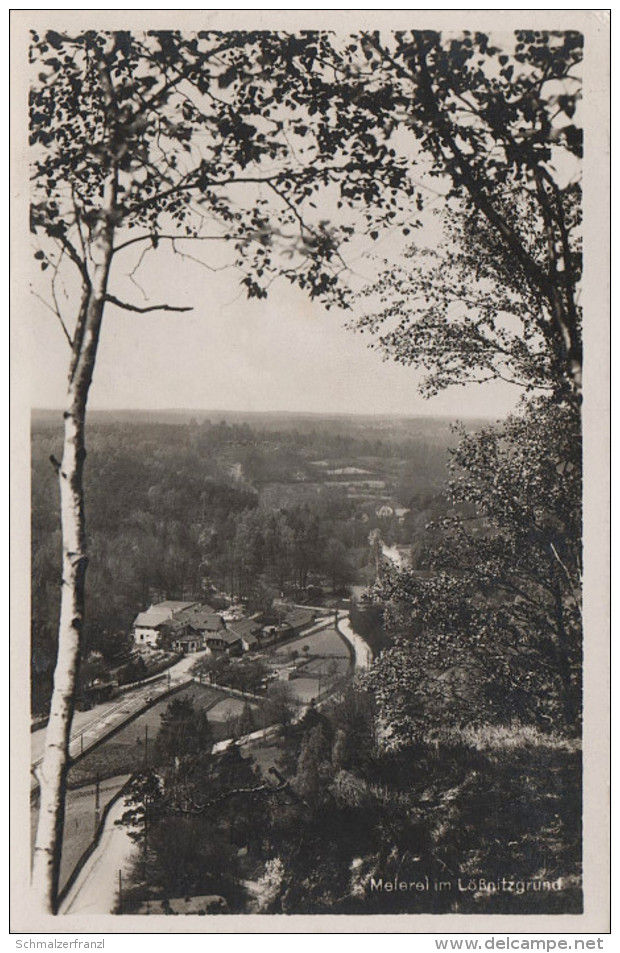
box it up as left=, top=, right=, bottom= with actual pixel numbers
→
left=253, top=685, right=581, bottom=915
left=29, top=28, right=417, bottom=312
left=352, top=29, right=583, bottom=401
left=365, top=398, right=582, bottom=740
left=154, top=695, right=213, bottom=777
left=356, top=209, right=572, bottom=398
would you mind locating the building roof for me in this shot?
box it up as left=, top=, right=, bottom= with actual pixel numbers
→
left=159, top=617, right=189, bottom=634
left=178, top=605, right=223, bottom=632
left=227, top=618, right=261, bottom=640
left=133, top=601, right=197, bottom=629
left=204, top=629, right=226, bottom=642
left=285, top=608, right=315, bottom=630
left=220, top=630, right=242, bottom=646
left=178, top=602, right=215, bottom=616
left=133, top=608, right=175, bottom=629
left=203, top=629, right=240, bottom=647
left=275, top=621, right=293, bottom=633
left=194, top=615, right=224, bottom=632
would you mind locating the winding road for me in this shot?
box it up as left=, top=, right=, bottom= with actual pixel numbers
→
left=57, top=616, right=373, bottom=916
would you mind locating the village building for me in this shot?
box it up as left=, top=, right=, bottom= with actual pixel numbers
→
left=197, top=626, right=243, bottom=656
left=132, top=600, right=198, bottom=648
left=226, top=617, right=261, bottom=652
left=219, top=630, right=243, bottom=656
left=202, top=630, right=228, bottom=653
left=171, top=632, right=203, bottom=654
left=178, top=605, right=225, bottom=639
left=273, top=621, right=293, bottom=642
left=260, top=624, right=279, bottom=646
left=284, top=607, right=316, bottom=637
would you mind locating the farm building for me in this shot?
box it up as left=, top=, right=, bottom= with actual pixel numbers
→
left=227, top=617, right=261, bottom=652
left=178, top=605, right=225, bottom=638
left=172, top=633, right=203, bottom=654
left=284, top=607, right=316, bottom=637
left=203, top=628, right=242, bottom=656
left=220, top=630, right=243, bottom=656
left=132, top=600, right=198, bottom=648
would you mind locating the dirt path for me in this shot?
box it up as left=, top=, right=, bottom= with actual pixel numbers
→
left=59, top=795, right=137, bottom=916
left=335, top=616, right=373, bottom=669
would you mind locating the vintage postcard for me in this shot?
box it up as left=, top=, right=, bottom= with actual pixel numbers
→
left=10, top=8, right=610, bottom=935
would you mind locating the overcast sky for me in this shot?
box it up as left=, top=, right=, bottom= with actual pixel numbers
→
left=27, top=275, right=521, bottom=420
left=20, top=19, right=568, bottom=424
left=17, top=9, right=597, bottom=425
left=26, top=217, right=522, bottom=421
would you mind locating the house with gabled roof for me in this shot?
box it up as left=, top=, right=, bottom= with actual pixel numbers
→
left=203, top=627, right=242, bottom=656
left=180, top=606, right=223, bottom=626
left=284, top=607, right=316, bottom=637
left=133, top=600, right=198, bottom=648
left=227, top=617, right=261, bottom=652
left=221, top=629, right=242, bottom=655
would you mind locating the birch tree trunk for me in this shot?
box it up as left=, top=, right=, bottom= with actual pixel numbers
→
left=31, top=195, right=115, bottom=913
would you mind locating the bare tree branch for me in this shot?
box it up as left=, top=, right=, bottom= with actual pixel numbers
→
left=105, top=293, right=193, bottom=314
left=113, top=232, right=229, bottom=255
left=170, top=239, right=237, bottom=274
left=30, top=287, right=73, bottom=347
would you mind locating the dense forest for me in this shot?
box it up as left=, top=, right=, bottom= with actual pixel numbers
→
left=105, top=398, right=582, bottom=917
left=31, top=411, right=462, bottom=713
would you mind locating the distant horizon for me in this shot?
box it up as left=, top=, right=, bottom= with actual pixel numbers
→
left=31, top=405, right=501, bottom=423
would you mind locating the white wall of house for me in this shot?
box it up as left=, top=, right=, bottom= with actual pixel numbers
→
left=134, top=626, right=160, bottom=647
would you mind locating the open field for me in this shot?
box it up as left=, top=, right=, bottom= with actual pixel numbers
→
left=287, top=677, right=321, bottom=704
left=273, top=626, right=351, bottom=659
left=208, top=697, right=258, bottom=722
left=266, top=624, right=353, bottom=703
left=67, top=683, right=237, bottom=785
left=299, top=656, right=349, bottom=677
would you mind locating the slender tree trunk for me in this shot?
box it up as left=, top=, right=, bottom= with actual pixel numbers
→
left=31, top=198, right=115, bottom=913
left=31, top=394, right=88, bottom=910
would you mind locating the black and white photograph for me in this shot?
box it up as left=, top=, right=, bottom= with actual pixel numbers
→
left=10, top=8, right=609, bottom=934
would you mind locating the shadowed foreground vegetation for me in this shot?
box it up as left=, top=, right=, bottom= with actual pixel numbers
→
left=115, top=692, right=581, bottom=915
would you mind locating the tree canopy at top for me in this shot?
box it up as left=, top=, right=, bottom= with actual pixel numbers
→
left=30, top=29, right=583, bottom=354
left=29, top=28, right=420, bottom=312
left=350, top=29, right=583, bottom=403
